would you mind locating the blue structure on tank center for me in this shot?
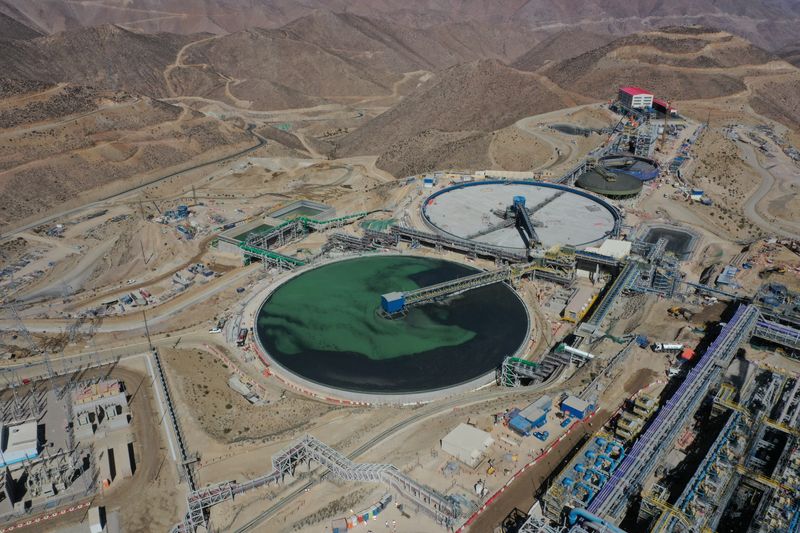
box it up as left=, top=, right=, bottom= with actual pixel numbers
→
left=380, top=292, right=405, bottom=314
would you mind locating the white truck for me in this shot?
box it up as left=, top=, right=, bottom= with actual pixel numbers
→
left=652, top=343, right=684, bottom=353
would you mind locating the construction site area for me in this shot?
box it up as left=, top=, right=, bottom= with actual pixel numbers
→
left=1, top=79, right=799, bottom=533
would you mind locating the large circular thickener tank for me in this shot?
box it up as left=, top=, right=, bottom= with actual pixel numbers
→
left=600, top=154, right=659, bottom=181
left=423, top=181, right=619, bottom=251
left=577, top=169, right=643, bottom=198
left=255, top=256, right=529, bottom=395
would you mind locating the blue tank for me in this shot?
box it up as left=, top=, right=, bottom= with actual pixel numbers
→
left=574, top=463, right=586, bottom=473
left=595, top=437, right=608, bottom=448
left=562, top=477, right=574, bottom=487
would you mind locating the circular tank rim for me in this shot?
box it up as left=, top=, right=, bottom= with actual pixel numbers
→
left=421, top=179, right=622, bottom=250
left=599, top=154, right=659, bottom=181
left=576, top=169, right=643, bottom=197
left=251, top=252, right=532, bottom=405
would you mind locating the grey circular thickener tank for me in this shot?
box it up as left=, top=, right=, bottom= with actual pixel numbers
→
left=423, top=181, right=619, bottom=251
left=576, top=169, right=643, bottom=198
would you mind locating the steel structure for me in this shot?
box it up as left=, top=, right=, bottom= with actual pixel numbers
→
left=752, top=319, right=800, bottom=351
left=386, top=256, right=576, bottom=316
left=151, top=349, right=197, bottom=491
left=587, top=304, right=761, bottom=522
left=584, top=261, right=638, bottom=327
left=173, top=435, right=458, bottom=533
left=240, top=212, right=374, bottom=269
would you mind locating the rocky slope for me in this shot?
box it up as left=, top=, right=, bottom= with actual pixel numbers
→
left=542, top=27, right=792, bottom=101
left=335, top=59, right=579, bottom=174
left=0, top=82, right=252, bottom=227
left=3, top=0, right=800, bottom=50
left=0, top=25, right=195, bottom=97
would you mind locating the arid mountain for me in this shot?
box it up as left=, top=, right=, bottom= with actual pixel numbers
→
left=178, top=26, right=398, bottom=107
left=542, top=27, right=790, bottom=101
left=335, top=59, right=580, bottom=174
left=778, top=43, right=800, bottom=68
left=512, top=30, right=614, bottom=72
left=0, top=25, right=195, bottom=97
left=0, top=11, right=41, bottom=40
left=0, top=81, right=252, bottom=227
left=170, top=12, right=541, bottom=110
left=3, top=0, right=800, bottom=50
left=0, top=12, right=538, bottom=111
left=282, top=12, right=539, bottom=71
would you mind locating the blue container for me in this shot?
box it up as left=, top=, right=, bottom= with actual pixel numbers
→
left=513, top=195, right=526, bottom=207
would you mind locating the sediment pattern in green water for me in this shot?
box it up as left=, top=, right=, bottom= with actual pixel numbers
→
left=258, top=256, right=474, bottom=359
left=256, top=255, right=529, bottom=393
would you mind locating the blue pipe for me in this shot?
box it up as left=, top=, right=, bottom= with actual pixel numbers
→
left=569, top=508, right=628, bottom=533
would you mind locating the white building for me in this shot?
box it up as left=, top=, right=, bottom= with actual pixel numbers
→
left=0, top=422, right=40, bottom=467
left=618, top=86, right=654, bottom=110
left=441, top=423, right=494, bottom=467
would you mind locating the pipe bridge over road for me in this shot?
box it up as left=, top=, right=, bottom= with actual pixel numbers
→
left=172, top=435, right=459, bottom=533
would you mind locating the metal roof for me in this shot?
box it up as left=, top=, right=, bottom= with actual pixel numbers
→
left=619, top=86, right=651, bottom=96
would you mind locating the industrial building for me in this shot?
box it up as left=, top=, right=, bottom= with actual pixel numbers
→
left=617, top=87, right=653, bottom=110
left=652, top=98, right=677, bottom=117
left=0, top=422, right=39, bottom=468
left=440, top=423, right=494, bottom=467
left=583, top=240, right=631, bottom=261
left=561, top=395, right=592, bottom=420
left=562, top=284, right=601, bottom=323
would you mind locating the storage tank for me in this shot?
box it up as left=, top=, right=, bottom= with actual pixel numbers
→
left=577, top=167, right=643, bottom=198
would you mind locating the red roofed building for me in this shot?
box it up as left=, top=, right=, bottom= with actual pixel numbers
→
left=653, top=98, right=678, bottom=116
left=618, top=86, right=653, bottom=109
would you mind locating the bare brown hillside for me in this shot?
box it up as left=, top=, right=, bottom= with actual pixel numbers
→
left=3, top=0, right=800, bottom=50
left=0, top=83, right=252, bottom=227
left=335, top=59, right=579, bottom=173
left=0, top=11, right=41, bottom=39
left=0, top=25, right=195, bottom=97
left=512, top=30, right=614, bottom=71
left=542, top=27, right=793, bottom=101
left=778, top=43, right=800, bottom=67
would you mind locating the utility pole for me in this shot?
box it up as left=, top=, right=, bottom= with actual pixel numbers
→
left=140, top=240, right=149, bottom=265
left=142, top=310, right=153, bottom=350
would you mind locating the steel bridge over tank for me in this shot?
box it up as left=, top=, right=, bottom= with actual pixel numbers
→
left=382, top=258, right=573, bottom=316
left=586, top=304, right=761, bottom=523
left=171, top=435, right=458, bottom=533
